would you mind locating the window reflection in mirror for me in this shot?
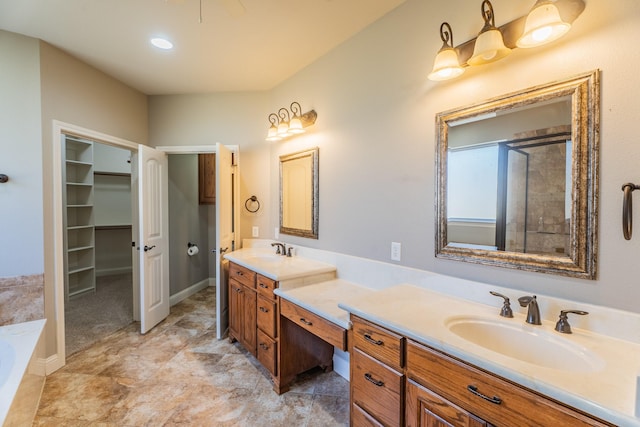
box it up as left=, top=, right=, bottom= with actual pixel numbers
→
left=446, top=97, right=572, bottom=256
left=279, top=147, right=319, bottom=239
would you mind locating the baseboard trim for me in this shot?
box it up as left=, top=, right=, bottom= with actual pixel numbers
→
left=170, top=278, right=212, bottom=306
left=45, top=354, right=64, bottom=375
left=333, top=348, right=350, bottom=381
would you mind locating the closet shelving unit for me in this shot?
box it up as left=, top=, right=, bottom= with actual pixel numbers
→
left=63, top=136, right=96, bottom=300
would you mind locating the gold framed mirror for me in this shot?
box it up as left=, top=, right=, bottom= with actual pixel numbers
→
left=435, top=70, right=599, bottom=278
left=280, top=147, right=319, bottom=239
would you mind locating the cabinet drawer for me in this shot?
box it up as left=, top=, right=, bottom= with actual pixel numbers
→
left=257, top=295, right=277, bottom=337
left=257, top=274, right=277, bottom=299
left=280, top=299, right=347, bottom=350
left=406, top=340, right=612, bottom=427
left=257, top=329, right=277, bottom=376
left=352, top=403, right=384, bottom=427
left=352, top=316, right=404, bottom=371
left=352, top=348, right=403, bottom=427
left=229, top=262, right=256, bottom=289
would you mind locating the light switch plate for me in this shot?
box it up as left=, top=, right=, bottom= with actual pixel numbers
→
left=252, top=226, right=259, bottom=237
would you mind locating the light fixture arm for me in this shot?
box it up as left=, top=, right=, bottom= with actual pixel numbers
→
left=290, top=102, right=302, bottom=118
left=278, top=108, right=290, bottom=123
left=439, top=22, right=454, bottom=50
left=480, top=0, right=496, bottom=31
left=268, top=113, right=279, bottom=126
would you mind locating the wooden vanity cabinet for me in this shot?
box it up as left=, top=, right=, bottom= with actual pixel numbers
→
left=228, top=268, right=257, bottom=355
left=350, top=315, right=614, bottom=427
left=256, top=275, right=278, bottom=377
left=228, top=262, right=336, bottom=395
left=350, top=316, right=405, bottom=427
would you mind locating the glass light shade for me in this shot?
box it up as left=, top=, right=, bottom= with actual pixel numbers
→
left=468, top=28, right=511, bottom=66
left=517, top=1, right=571, bottom=48
left=266, top=125, right=281, bottom=141
left=428, top=48, right=465, bottom=81
left=288, top=116, right=305, bottom=134
left=277, top=121, right=290, bottom=137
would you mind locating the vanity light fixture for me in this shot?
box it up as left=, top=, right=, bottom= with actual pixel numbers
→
left=265, top=102, right=317, bottom=142
left=517, top=0, right=572, bottom=48
left=428, top=0, right=585, bottom=82
left=468, top=1, right=511, bottom=66
left=428, top=23, right=465, bottom=81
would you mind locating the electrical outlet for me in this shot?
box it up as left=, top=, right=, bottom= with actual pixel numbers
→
left=252, top=226, right=259, bottom=237
left=391, top=242, right=401, bottom=261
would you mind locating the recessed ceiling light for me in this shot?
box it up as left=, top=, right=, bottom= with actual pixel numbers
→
left=151, top=37, right=173, bottom=50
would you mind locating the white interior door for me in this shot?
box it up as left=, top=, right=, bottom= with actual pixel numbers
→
left=216, top=143, right=235, bottom=339
left=138, top=144, right=170, bottom=334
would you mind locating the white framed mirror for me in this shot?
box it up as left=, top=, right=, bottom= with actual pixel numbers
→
left=279, top=147, right=319, bottom=239
left=436, top=70, right=600, bottom=278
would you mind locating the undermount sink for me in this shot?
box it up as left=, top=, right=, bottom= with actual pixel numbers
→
left=445, top=315, right=605, bottom=373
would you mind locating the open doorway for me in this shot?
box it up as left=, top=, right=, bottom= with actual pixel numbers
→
left=63, top=139, right=135, bottom=356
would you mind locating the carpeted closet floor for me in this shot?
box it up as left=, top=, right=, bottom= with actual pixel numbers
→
left=65, top=273, right=134, bottom=356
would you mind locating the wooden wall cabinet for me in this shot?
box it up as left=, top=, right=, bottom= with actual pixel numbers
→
left=350, top=315, right=614, bottom=427
left=198, top=153, right=215, bottom=204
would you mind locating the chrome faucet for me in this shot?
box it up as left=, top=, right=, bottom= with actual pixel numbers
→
left=518, top=295, right=541, bottom=325
left=271, top=242, right=286, bottom=255
left=555, top=309, right=588, bottom=334
left=489, top=291, right=513, bottom=318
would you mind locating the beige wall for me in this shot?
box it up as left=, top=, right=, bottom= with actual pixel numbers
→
left=38, top=42, right=148, bottom=357
left=0, top=31, right=43, bottom=276
left=263, top=0, right=640, bottom=311
left=146, top=1, right=640, bottom=313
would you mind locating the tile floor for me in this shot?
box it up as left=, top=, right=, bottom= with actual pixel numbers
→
left=34, top=287, right=350, bottom=426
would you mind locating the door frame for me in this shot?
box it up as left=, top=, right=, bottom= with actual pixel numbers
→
left=156, top=144, right=240, bottom=340
left=51, top=120, right=139, bottom=373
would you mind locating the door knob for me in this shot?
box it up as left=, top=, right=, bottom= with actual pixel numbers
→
left=143, top=245, right=156, bottom=252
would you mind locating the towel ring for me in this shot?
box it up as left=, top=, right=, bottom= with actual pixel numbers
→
left=622, top=183, right=640, bottom=240
left=245, top=195, right=260, bottom=213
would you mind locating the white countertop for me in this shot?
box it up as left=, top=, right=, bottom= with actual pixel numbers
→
left=224, top=248, right=337, bottom=281
left=274, top=279, right=375, bottom=329
left=338, top=284, right=640, bottom=427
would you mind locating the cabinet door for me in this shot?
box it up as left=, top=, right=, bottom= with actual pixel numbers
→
left=406, top=380, right=490, bottom=427
left=198, top=153, right=215, bottom=204
left=242, top=285, right=257, bottom=354
left=229, top=279, right=243, bottom=341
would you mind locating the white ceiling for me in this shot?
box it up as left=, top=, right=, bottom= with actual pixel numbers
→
left=0, top=0, right=406, bottom=95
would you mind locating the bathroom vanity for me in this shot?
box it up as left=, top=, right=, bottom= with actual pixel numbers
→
left=226, top=243, right=640, bottom=426
left=226, top=249, right=342, bottom=393
left=350, top=314, right=612, bottom=426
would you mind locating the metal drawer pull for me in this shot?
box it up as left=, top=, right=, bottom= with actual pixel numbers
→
left=259, top=283, right=267, bottom=288
left=363, top=333, right=384, bottom=346
left=260, top=343, right=270, bottom=350
left=467, top=385, right=502, bottom=405
left=236, top=271, right=244, bottom=276
left=364, top=373, right=384, bottom=387
left=300, top=318, right=313, bottom=326
left=259, top=307, right=269, bottom=313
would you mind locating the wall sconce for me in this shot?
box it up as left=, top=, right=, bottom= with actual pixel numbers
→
left=428, top=0, right=585, bottom=81
left=265, top=102, right=317, bottom=142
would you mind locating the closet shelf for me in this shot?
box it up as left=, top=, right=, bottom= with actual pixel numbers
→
left=66, top=159, right=92, bottom=166
left=94, top=171, right=131, bottom=177
left=67, top=225, right=94, bottom=230
left=67, top=182, right=92, bottom=187
left=68, top=245, right=94, bottom=252
left=67, top=204, right=94, bottom=208
left=68, top=265, right=95, bottom=275
left=95, top=224, right=132, bottom=230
